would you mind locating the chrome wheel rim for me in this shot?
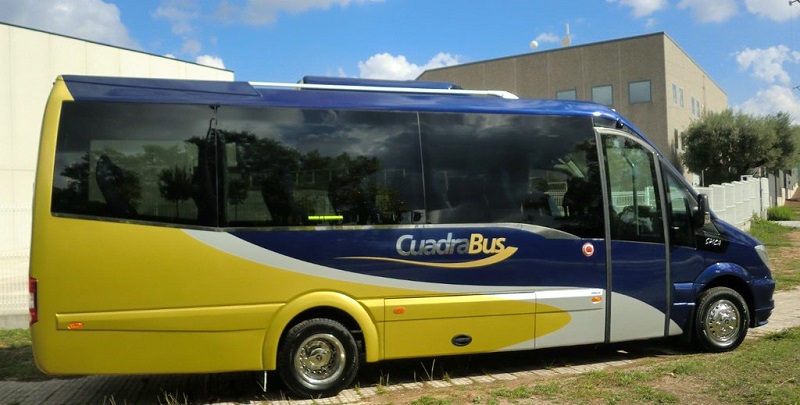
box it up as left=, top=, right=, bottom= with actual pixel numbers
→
left=293, top=333, right=346, bottom=388
left=704, top=299, right=741, bottom=347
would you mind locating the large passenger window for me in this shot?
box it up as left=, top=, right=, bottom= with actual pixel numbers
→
left=419, top=113, right=604, bottom=238
left=216, top=107, right=423, bottom=227
left=602, top=133, right=665, bottom=243
left=52, top=102, right=217, bottom=226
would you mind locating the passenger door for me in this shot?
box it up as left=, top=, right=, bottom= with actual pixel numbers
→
left=600, top=130, right=670, bottom=342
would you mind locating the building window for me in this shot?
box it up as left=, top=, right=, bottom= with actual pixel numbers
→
left=556, top=89, right=577, bottom=100
left=672, top=83, right=678, bottom=105
left=674, top=129, right=679, bottom=151
left=628, top=80, right=651, bottom=103
left=691, top=96, right=695, bottom=115
left=592, top=85, right=613, bottom=106
left=679, top=88, right=684, bottom=108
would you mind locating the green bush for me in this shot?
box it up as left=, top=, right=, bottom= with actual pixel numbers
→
left=767, top=205, right=796, bottom=221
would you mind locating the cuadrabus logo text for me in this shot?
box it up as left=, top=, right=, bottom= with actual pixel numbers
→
left=340, top=233, right=518, bottom=269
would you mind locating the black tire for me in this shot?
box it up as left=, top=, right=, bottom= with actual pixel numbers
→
left=693, top=287, right=749, bottom=352
left=277, top=318, right=359, bottom=398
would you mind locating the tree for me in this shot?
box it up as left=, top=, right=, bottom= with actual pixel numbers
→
left=765, top=112, right=800, bottom=173
left=681, top=109, right=800, bottom=185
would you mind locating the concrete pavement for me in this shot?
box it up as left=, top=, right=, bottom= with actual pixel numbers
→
left=2, top=286, right=798, bottom=405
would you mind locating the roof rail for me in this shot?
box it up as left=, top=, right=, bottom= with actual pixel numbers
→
left=248, top=81, right=519, bottom=99
left=301, top=75, right=463, bottom=90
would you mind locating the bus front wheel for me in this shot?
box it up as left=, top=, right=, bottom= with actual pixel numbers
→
left=693, top=286, right=749, bottom=352
left=277, top=318, right=359, bottom=398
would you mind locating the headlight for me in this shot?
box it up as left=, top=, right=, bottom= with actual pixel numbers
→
left=755, top=244, right=770, bottom=267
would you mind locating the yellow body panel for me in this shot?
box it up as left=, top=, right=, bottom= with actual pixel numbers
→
left=383, top=294, right=571, bottom=358
left=55, top=304, right=281, bottom=332
left=384, top=314, right=535, bottom=358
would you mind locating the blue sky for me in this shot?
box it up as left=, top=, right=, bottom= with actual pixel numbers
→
left=3, top=0, right=800, bottom=120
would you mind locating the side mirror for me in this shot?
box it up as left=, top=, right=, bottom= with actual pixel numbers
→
left=692, top=193, right=710, bottom=229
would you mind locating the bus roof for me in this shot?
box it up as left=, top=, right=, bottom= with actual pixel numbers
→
left=58, top=74, right=637, bottom=131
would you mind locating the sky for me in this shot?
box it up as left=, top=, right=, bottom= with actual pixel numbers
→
left=2, top=0, right=800, bottom=121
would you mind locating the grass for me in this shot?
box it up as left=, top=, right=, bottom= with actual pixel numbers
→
left=384, top=327, right=800, bottom=405
left=749, top=217, right=795, bottom=247
left=489, top=385, right=537, bottom=400
left=749, top=218, right=800, bottom=290
left=0, top=329, right=46, bottom=381
left=766, top=205, right=797, bottom=221
left=410, top=396, right=451, bottom=405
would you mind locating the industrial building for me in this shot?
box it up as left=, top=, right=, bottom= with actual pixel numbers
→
left=419, top=32, right=727, bottom=176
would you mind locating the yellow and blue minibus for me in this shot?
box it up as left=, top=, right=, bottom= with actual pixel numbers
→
left=30, top=75, right=775, bottom=398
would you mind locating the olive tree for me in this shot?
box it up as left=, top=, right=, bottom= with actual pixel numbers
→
left=681, top=109, right=800, bottom=185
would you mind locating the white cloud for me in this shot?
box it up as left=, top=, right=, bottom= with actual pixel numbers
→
left=745, top=0, right=800, bottom=22
left=738, top=85, right=800, bottom=124
left=608, top=0, right=668, bottom=18
left=0, top=0, right=139, bottom=48
left=358, top=52, right=460, bottom=80
left=677, top=0, right=738, bottom=23
left=223, top=0, right=383, bottom=25
left=181, top=39, right=203, bottom=55
left=154, top=1, right=210, bottom=58
left=735, top=46, right=800, bottom=85
left=535, top=33, right=560, bottom=44
left=196, top=55, right=226, bottom=69
left=153, top=0, right=200, bottom=36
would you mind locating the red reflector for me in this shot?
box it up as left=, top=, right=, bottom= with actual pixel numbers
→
left=29, top=277, right=38, bottom=325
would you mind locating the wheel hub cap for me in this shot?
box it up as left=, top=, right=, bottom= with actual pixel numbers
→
left=294, top=333, right=346, bottom=387
left=705, top=299, right=741, bottom=346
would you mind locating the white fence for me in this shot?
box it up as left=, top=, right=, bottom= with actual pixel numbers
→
left=0, top=205, right=31, bottom=327
left=695, top=176, right=770, bottom=229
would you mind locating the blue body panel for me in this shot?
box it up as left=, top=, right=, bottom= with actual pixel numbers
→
left=231, top=227, right=606, bottom=289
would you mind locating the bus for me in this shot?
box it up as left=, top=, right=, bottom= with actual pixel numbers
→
left=30, top=75, right=775, bottom=398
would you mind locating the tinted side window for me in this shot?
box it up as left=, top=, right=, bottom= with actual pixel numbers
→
left=52, top=102, right=217, bottom=226
left=602, top=133, right=665, bottom=243
left=419, top=113, right=604, bottom=238
left=665, top=167, right=697, bottom=247
left=216, top=107, right=423, bottom=227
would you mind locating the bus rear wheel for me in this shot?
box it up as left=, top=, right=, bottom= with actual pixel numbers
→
left=277, top=318, right=359, bottom=398
left=693, top=287, right=749, bottom=352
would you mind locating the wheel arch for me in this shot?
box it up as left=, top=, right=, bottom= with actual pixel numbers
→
left=695, top=262, right=755, bottom=327
left=262, top=292, right=380, bottom=370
